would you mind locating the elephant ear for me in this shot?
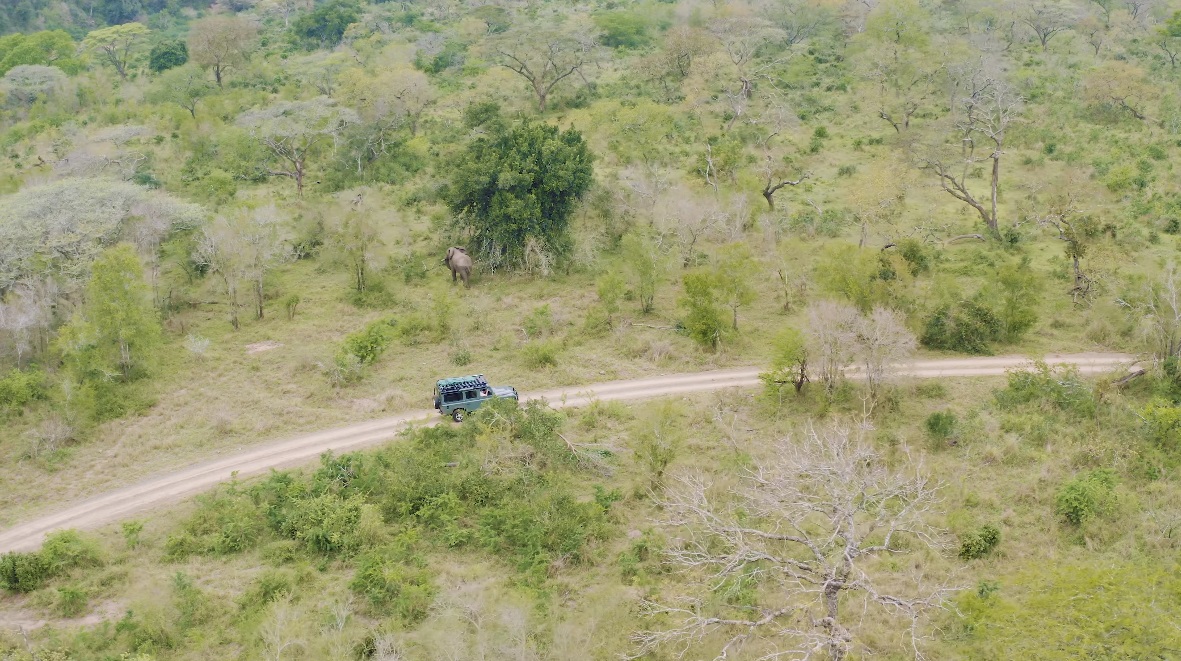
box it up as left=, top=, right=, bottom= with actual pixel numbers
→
left=446, top=247, right=455, bottom=261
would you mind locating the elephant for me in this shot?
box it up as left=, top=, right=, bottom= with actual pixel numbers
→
left=445, top=247, right=473, bottom=287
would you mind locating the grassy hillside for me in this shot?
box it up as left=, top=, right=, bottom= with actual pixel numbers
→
left=2, top=0, right=1181, bottom=658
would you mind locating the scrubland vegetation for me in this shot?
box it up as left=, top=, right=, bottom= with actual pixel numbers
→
left=3, top=0, right=1181, bottom=657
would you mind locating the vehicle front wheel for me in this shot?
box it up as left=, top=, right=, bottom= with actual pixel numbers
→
left=452, top=408, right=466, bottom=422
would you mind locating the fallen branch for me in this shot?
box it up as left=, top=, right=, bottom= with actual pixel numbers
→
left=558, top=432, right=617, bottom=476
left=1113, top=369, right=1147, bottom=388
left=633, top=323, right=675, bottom=330
left=945, top=234, right=986, bottom=244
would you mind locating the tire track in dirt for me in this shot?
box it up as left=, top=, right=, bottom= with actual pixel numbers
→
left=0, top=352, right=1135, bottom=553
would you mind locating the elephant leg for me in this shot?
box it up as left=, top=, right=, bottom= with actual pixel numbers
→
left=451, top=269, right=457, bottom=283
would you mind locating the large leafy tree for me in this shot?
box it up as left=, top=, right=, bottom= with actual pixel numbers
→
left=57, top=244, right=161, bottom=381
left=237, top=97, right=359, bottom=197
left=83, top=23, right=151, bottom=80
left=290, top=0, right=359, bottom=49
left=148, top=38, right=187, bottom=73
left=188, top=15, right=258, bottom=87
left=0, top=30, right=82, bottom=76
left=446, top=121, right=594, bottom=269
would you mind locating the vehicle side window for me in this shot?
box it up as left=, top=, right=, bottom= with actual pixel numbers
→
left=443, top=392, right=462, bottom=403
left=464, top=390, right=478, bottom=400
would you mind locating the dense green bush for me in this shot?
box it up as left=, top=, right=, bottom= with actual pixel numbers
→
left=0, top=551, right=50, bottom=593
left=925, top=411, right=958, bottom=442
left=921, top=300, right=1003, bottom=355
left=594, top=11, right=653, bottom=49
left=349, top=532, right=435, bottom=622
left=164, top=487, right=267, bottom=559
left=1056, top=470, right=1117, bottom=526
left=0, top=530, right=102, bottom=593
left=996, top=363, right=1097, bottom=418
left=290, top=0, right=360, bottom=48
left=0, top=367, right=44, bottom=415
left=148, top=39, right=187, bottom=72
left=339, top=318, right=396, bottom=365
left=959, top=524, right=1001, bottom=560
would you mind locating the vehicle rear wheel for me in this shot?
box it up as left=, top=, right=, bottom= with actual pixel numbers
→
left=452, top=408, right=466, bottom=422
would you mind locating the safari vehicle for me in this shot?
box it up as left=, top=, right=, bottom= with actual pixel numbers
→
left=434, top=374, right=519, bottom=422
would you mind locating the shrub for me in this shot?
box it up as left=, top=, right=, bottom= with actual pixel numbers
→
left=925, top=411, right=958, bottom=442
left=451, top=347, right=472, bottom=366
left=237, top=569, right=294, bottom=613
left=340, top=318, right=396, bottom=365
left=164, top=488, right=267, bottom=559
left=40, top=530, right=104, bottom=574
left=959, top=524, right=1001, bottom=560
left=594, top=10, right=652, bottom=49
left=680, top=271, right=728, bottom=350
left=521, top=339, right=561, bottom=368
left=0, top=551, right=50, bottom=593
left=921, top=301, right=1003, bottom=355
left=0, top=368, right=44, bottom=414
left=55, top=585, right=88, bottom=617
left=1140, top=398, right=1181, bottom=447
left=1055, top=470, right=1117, bottom=526
left=349, top=533, right=435, bottom=623
left=996, top=363, right=1096, bottom=418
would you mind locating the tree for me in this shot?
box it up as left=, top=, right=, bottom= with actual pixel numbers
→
left=0, top=178, right=203, bottom=293
left=764, top=0, right=837, bottom=49
left=193, top=208, right=288, bottom=327
left=0, top=31, right=82, bottom=76
left=329, top=210, right=380, bottom=295
left=492, top=24, right=596, bottom=112
left=1033, top=193, right=1099, bottom=304
left=630, top=423, right=953, bottom=661
left=188, top=15, right=258, bottom=87
left=148, top=39, right=187, bottom=73
left=855, top=306, right=916, bottom=399
left=58, top=244, right=161, bottom=380
left=761, top=327, right=810, bottom=395
left=1021, top=1, right=1074, bottom=51
left=2, top=65, right=65, bottom=106
left=150, top=65, right=211, bottom=118
left=1089, top=0, right=1117, bottom=26
left=680, top=271, right=728, bottom=350
left=237, top=97, right=359, bottom=197
left=1085, top=61, right=1156, bottom=122
left=714, top=243, right=757, bottom=331
left=621, top=230, right=664, bottom=314
left=83, top=23, right=151, bottom=80
left=807, top=300, right=860, bottom=393
left=446, top=121, right=594, bottom=270
left=923, top=74, right=1022, bottom=236
left=98, top=0, right=143, bottom=25
left=290, top=0, right=359, bottom=49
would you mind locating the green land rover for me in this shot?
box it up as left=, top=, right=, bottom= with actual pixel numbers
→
left=433, top=374, right=519, bottom=421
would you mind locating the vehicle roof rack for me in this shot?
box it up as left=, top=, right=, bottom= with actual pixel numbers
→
left=436, top=375, right=488, bottom=394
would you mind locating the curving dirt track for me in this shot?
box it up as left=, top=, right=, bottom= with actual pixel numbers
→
left=0, top=352, right=1135, bottom=554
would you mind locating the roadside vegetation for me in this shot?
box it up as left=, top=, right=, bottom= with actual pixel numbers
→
left=2, top=0, right=1181, bottom=657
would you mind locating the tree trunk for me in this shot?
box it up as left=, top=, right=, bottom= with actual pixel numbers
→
left=762, top=189, right=776, bottom=210
left=732, top=305, right=738, bottom=331
left=989, top=153, right=1001, bottom=236
left=255, top=278, right=264, bottom=320
left=294, top=157, right=305, bottom=197
left=537, top=89, right=547, bottom=113
left=215, top=63, right=224, bottom=87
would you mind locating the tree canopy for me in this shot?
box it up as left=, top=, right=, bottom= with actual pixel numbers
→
left=446, top=121, right=594, bottom=269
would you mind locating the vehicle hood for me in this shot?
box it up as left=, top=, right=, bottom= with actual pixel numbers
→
left=491, top=386, right=518, bottom=398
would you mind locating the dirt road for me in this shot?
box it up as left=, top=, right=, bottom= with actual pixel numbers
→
left=0, top=352, right=1135, bottom=553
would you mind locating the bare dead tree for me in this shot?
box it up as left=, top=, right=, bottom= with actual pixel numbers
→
left=922, top=74, right=1021, bottom=237
left=1137, top=265, right=1181, bottom=363
left=855, top=306, right=917, bottom=400
left=807, top=300, right=861, bottom=393
left=629, top=422, right=955, bottom=661
left=753, top=98, right=811, bottom=210
left=259, top=596, right=305, bottom=661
